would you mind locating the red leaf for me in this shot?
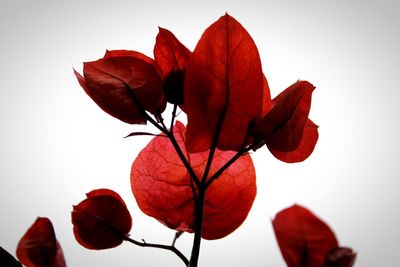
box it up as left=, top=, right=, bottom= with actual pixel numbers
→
left=16, top=217, right=66, bottom=267
left=273, top=204, right=338, bottom=267
left=184, top=14, right=264, bottom=152
left=74, top=55, right=163, bottom=124
left=255, top=81, right=315, bottom=152
left=104, top=50, right=167, bottom=111
left=269, top=119, right=319, bottom=163
left=131, top=121, right=256, bottom=240
left=154, top=27, right=191, bottom=77
left=71, top=188, right=132, bottom=250
left=154, top=27, right=191, bottom=105
left=322, top=247, right=357, bottom=267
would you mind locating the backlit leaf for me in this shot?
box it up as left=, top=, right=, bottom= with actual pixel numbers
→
left=273, top=204, right=338, bottom=267
left=256, top=81, right=315, bottom=152
left=184, top=14, right=264, bottom=152
left=74, top=55, right=163, bottom=124
left=154, top=28, right=191, bottom=105
left=154, top=27, right=190, bottom=77
left=269, top=119, right=319, bottom=163
left=16, top=217, right=66, bottom=267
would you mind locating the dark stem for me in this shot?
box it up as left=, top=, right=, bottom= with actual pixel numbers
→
left=188, top=145, right=254, bottom=266
left=124, top=236, right=189, bottom=266
left=158, top=113, right=168, bottom=130
left=188, top=187, right=205, bottom=267
left=189, top=169, right=198, bottom=204
left=124, top=132, right=167, bottom=138
left=139, top=114, right=201, bottom=188
left=166, top=130, right=201, bottom=187
left=189, top=18, right=232, bottom=266
left=201, top=70, right=228, bottom=184
left=170, top=104, right=178, bottom=131
left=120, top=80, right=200, bottom=187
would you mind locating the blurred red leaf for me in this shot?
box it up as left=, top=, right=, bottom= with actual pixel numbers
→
left=74, top=54, right=163, bottom=124
left=131, top=121, right=256, bottom=240
left=322, top=247, right=356, bottom=267
left=273, top=205, right=338, bottom=267
left=16, top=217, right=66, bottom=267
left=269, top=119, right=319, bottom=163
left=71, top=188, right=132, bottom=250
left=184, top=14, right=264, bottom=152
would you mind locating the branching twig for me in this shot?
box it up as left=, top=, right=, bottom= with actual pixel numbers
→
left=124, top=236, right=189, bottom=266
left=172, top=231, right=184, bottom=247
left=205, top=144, right=254, bottom=190
left=170, top=104, right=178, bottom=131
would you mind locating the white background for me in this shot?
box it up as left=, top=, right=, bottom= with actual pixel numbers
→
left=1, top=1, right=399, bottom=266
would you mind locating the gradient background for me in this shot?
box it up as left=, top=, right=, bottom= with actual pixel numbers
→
left=1, top=0, right=399, bottom=266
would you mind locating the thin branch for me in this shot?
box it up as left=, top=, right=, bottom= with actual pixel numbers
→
left=189, top=169, right=198, bottom=204
left=204, top=144, right=254, bottom=190
left=110, top=78, right=199, bottom=187
left=200, top=92, right=228, bottom=185
left=124, top=132, right=167, bottom=138
left=94, top=70, right=195, bottom=266
left=158, top=113, right=168, bottom=130
left=170, top=104, right=178, bottom=131
left=167, top=131, right=201, bottom=187
left=124, top=236, right=189, bottom=266
left=172, top=231, right=184, bottom=247
left=201, top=25, right=232, bottom=185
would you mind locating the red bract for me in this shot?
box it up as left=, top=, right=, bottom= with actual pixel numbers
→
left=74, top=52, right=164, bottom=124
left=254, top=81, right=318, bottom=162
left=184, top=14, right=264, bottom=152
left=131, top=121, right=256, bottom=240
left=154, top=27, right=191, bottom=105
left=71, top=189, right=132, bottom=250
left=272, top=205, right=339, bottom=267
left=16, top=217, right=66, bottom=267
left=154, top=27, right=190, bottom=77
left=269, top=119, right=319, bottom=163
